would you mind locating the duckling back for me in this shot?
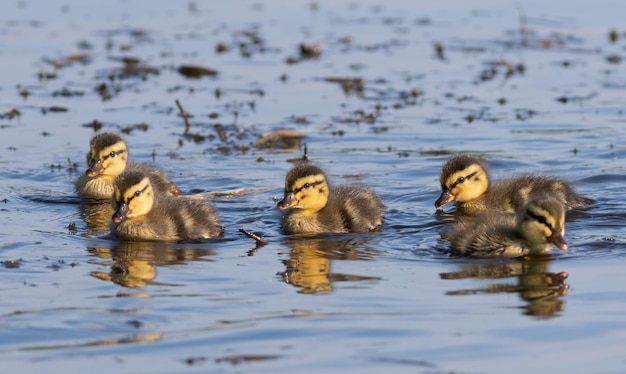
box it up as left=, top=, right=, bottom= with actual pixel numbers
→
left=110, top=170, right=222, bottom=242
left=486, top=175, right=588, bottom=212
left=329, top=185, right=384, bottom=232
left=448, top=196, right=568, bottom=258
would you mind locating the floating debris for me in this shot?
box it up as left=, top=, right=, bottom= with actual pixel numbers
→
left=0, top=109, right=21, bottom=120
left=41, top=106, right=69, bottom=114
left=178, top=65, right=218, bottom=78
left=43, top=53, right=91, bottom=69
left=251, top=130, right=306, bottom=149
left=324, top=77, right=365, bottom=96
left=215, top=354, right=281, bottom=366
left=239, top=228, right=268, bottom=246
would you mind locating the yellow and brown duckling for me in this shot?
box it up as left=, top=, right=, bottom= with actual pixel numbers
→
left=277, top=164, right=384, bottom=235
left=448, top=196, right=568, bottom=258
left=76, top=132, right=181, bottom=199
left=110, top=170, right=222, bottom=242
left=435, top=154, right=588, bottom=214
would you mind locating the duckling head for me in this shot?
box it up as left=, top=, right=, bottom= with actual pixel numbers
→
left=111, top=171, right=154, bottom=222
left=436, top=155, right=489, bottom=208
left=277, top=164, right=329, bottom=215
left=518, top=197, right=568, bottom=252
left=85, top=133, right=128, bottom=179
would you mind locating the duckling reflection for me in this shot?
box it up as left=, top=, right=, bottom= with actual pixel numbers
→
left=440, top=259, right=569, bottom=318
left=88, top=241, right=215, bottom=288
left=78, top=201, right=113, bottom=234
left=278, top=236, right=382, bottom=294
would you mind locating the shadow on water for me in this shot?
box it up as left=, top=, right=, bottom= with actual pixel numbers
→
left=440, top=258, right=569, bottom=319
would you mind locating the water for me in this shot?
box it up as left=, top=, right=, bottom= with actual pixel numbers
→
left=1, top=0, right=626, bottom=372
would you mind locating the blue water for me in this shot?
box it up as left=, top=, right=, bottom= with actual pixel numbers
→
left=1, top=1, right=626, bottom=373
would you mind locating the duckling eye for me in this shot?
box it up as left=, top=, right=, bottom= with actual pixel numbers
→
left=456, top=176, right=465, bottom=184
left=109, top=151, right=116, bottom=158
left=303, top=183, right=312, bottom=189
left=134, top=190, right=142, bottom=197
left=526, top=209, right=552, bottom=229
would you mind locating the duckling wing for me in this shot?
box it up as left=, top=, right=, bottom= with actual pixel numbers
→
left=449, top=214, right=527, bottom=258
left=158, top=197, right=223, bottom=240
left=332, top=186, right=384, bottom=233
left=487, top=175, right=587, bottom=212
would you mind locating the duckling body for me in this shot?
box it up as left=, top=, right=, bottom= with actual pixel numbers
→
left=278, top=164, right=384, bottom=235
left=435, top=154, right=587, bottom=214
left=76, top=132, right=181, bottom=199
left=110, top=170, right=222, bottom=242
left=448, top=196, right=568, bottom=258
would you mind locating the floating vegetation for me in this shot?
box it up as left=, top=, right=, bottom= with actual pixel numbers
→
left=177, top=65, right=218, bottom=78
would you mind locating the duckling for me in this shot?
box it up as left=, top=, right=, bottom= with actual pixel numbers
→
left=448, top=196, right=568, bottom=258
left=110, top=170, right=222, bottom=242
left=277, top=164, right=384, bottom=235
left=76, top=132, right=181, bottom=199
left=435, top=154, right=588, bottom=214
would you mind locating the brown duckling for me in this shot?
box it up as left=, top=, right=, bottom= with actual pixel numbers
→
left=76, top=132, right=181, bottom=199
left=277, top=164, right=384, bottom=235
left=110, top=170, right=222, bottom=242
left=435, top=154, right=588, bottom=214
left=448, top=196, right=568, bottom=258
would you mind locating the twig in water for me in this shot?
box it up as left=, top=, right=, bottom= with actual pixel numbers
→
left=175, top=99, right=191, bottom=133
left=239, top=228, right=268, bottom=246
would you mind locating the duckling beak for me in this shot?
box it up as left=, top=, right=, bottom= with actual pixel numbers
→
left=277, top=192, right=298, bottom=210
left=549, top=231, right=568, bottom=250
left=435, top=189, right=455, bottom=209
left=86, top=160, right=103, bottom=177
left=112, top=202, right=129, bottom=223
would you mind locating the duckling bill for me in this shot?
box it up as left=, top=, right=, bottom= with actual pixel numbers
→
left=448, top=196, right=568, bottom=258
left=436, top=154, right=588, bottom=214
left=278, top=164, right=384, bottom=235
left=110, top=170, right=222, bottom=242
left=76, top=132, right=181, bottom=199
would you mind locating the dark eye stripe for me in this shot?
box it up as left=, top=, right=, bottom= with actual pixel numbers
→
left=450, top=171, right=477, bottom=189
left=289, top=179, right=323, bottom=194
left=126, top=185, right=149, bottom=203
left=102, top=149, right=126, bottom=161
left=526, top=209, right=553, bottom=231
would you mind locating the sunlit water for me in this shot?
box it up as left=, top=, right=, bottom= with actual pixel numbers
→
left=1, top=1, right=626, bottom=373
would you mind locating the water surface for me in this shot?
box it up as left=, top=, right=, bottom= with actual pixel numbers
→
left=1, top=1, right=626, bottom=373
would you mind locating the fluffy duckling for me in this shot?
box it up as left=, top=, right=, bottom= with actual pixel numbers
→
left=435, top=154, right=587, bottom=214
left=76, top=132, right=181, bottom=199
left=448, top=196, right=568, bottom=258
left=277, top=164, right=384, bottom=235
left=110, top=170, right=222, bottom=242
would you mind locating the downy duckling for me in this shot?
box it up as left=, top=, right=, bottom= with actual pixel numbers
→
left=448, top=196, right=568, bottom=258
left=76, top=132, right=181, bottom=199
left=110, top=170, right=222, bottom=242
left=277, top=164, right=384, bottom=235
left=435, top=154, right=587, bottom=214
